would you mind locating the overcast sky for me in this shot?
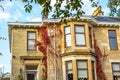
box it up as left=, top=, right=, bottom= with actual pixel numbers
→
left=0, top=0, right=109, bottom=73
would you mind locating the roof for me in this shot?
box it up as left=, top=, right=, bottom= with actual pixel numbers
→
left=94, top=17, right=120, bottom=22
left=8, top=16, right=120, bottom=27
left=8, top=22, right=42, bottom=26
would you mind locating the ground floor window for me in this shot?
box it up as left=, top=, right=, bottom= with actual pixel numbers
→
left=66, top=61, right=73, bottom=80
left=66, top=60, right=88, bottom=80
left=92, top=61, right=95, bottom=80
left=112, top=63, right=120, bottom=80
left=77, top=60, right=88, bottom=80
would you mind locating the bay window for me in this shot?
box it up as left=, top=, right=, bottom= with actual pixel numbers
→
left=75, top=25, right=86, bottom=46
left=65, top=26, right=71, bottom=47
left=27, top=31, right=36, bottom=50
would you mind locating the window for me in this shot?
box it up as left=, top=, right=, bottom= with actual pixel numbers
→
left=65, top=26, right=71, bottom=47
left=89, top=27, right=93, bottom=48
left=77, top=61, right=88, bottom=80
left=75, top=25, right=86, bottom=46
left=27, top=32, right=36, bottom=50
left=26, top=65, right=38, bottom=80
left=66, top=61, right=73, bottom=80
left=108, top=30, right=117, bottom=50
left=92, top=61, right=95, bottom=80
left=112, top=63, right=120, bottom=80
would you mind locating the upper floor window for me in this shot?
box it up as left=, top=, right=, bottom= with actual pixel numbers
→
left=112, top=63, right=120, bottom=80
left=108, top=30, right=117, bottom=50
left=89, top=27, right=93, bottom=48
left=77, top=61, right=88, bottom=80
left=65, top=26, right=71, bottom=47
left=66, top=61, right=73, bottom=80
left=75, top=25, right=86, bottom=46
left=27, top=32, right=36, bottom=50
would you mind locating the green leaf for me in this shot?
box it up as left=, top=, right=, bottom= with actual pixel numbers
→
left=0, top=53, right=2, bottom=55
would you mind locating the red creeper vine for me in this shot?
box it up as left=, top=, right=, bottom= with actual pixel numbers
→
left=94, top=32, right=106, bottom=80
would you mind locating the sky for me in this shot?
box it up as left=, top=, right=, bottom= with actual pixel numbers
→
left=0, top=0, right=109, bottom=74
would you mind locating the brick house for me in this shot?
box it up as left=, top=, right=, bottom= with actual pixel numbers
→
left=8, top=7, right=120, bottom=80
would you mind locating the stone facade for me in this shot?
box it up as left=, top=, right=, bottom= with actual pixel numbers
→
left=8, top=16, right=120, bottom=80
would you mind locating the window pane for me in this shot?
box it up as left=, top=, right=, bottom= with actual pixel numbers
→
left=76, top=34, right=85, bottom=45
left=109, top=38, right=117, bottom=49
left=66, top=61, right=73, bottom=80
left=28, top=45, right=35, bottom=50
left=67, top=62, right=72, bottom=70
left=67, top=71, right=73, bottom=74
left=28, top=32, right=36, bottom=39
left=113, top=64, right=120, bottom=71
left=77, top=61, right=87, bottom=68
left=28, top=40, right=35, bottom=45
left=108, top=30, right=116, bottom=37
left=75, top=26, right=84, bottom=33
left=67, top=73, right=73, bottom=80
left=28, top=40, right=35, bottom=50
left=113, top=72, right=120, bottom=76
left=66, top=35, right=71, bottom=47
left=65, top=26, right=70, bottom=34
left=78, top=70, right=87, bottom=78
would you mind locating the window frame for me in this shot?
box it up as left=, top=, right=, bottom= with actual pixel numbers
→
left=76, top=60, right=88, bottom=80
left=27, top=31, right=36, bottom=51
left=91, top=61, right=95, bottom=80
left=112, top=63, right=120, bottom=80
left=74, top=25, right=86, bottom=47
left=89, top=27, right=93, bottom=48
left=64, top=25, right=71, bottom=48
left=108, top=30, right=118, bottom=50
left=66, top=61, right=73, bottom=80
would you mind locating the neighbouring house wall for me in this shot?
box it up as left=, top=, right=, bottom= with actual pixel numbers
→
left=11, top=28, right=43, bottom=80
left=94, top=26, right=120, bottom=80
left=11, top=26, right=63, bottom=80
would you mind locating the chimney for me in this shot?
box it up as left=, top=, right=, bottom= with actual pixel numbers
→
left=41, top=13, right=48, bottom=23
left=92, top=6, right=104, bottom=16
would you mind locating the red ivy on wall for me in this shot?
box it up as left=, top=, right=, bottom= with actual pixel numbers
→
left=94, top=35, right=106, bottom=80
left=35, top=26, right=62, bottom=80
left=36, top=26, right=50, bottom=79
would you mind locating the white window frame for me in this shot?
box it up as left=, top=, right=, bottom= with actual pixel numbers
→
left=64, top=26, right=71, bottom=47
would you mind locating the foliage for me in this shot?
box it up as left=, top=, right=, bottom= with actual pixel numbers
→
left=36, top=27, right=48, bottom=79
left=107, top=0, right=120, bottom=17
left=0, top=5, right=4, bottom=11
left=22, top=0, right=99, bottom=19
left=0, top=0, right=120, bottom=17
left=20, top=0, right=120, bottom=17
left=94, top=33, right=106, bottom=80
left=36, top=25, right=62, bottom=79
